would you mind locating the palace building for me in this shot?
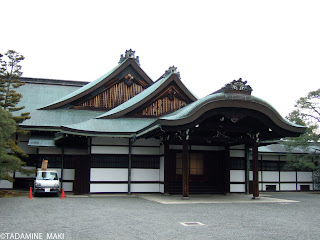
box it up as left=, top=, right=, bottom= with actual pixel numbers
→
left=1, top=50, right=315, bottom=198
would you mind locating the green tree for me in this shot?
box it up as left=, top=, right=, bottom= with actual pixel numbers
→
left=0, top=108, right=30, bottom=181
left=0, top=50, right=32, bottom=181
left=284, top=89, right=320, bottom=172
left=0, top=50, right=30, bottom=128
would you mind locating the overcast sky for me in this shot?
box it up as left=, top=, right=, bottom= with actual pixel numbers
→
left=1, top=0, right=319, bottom=117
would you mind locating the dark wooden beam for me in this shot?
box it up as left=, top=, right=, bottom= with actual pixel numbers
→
left=224, top=145, right=230, bottom=194
left=164, top=141, right=169, bottom=194
left=182, top=135, right=189, bottom=198
left=245, top=144, right=250, bottom=194
left=252, top=139, right=259, bottom=199
left=128, top=138, right=132, bottom=195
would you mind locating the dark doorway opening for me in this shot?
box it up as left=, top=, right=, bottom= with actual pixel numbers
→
left=167, top=149, right=225, bottom=194
left=74, top=156, right=90, bottom=195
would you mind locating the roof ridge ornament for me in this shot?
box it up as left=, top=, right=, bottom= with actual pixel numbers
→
left=118, top=49, right=140, bottom=65
left=223, top=78, right=252, bottom=95
left=163, top=66, right=181, bottom=79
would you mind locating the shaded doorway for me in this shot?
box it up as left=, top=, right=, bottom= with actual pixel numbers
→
left=167, top=149, right=225, bottom=194
left=74, top=156, right=90, bottom=195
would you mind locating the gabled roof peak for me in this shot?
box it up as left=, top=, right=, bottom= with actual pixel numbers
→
left=156, top=66, right=181, bottom=81
left=165, top=66, right=180, bottom=78
left=118, top=49, right=140, bottom=65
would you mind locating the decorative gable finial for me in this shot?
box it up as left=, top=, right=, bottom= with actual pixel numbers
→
left=223, top=78, right=252, bottom=95
left=118, top=49, right=140, bottom=65
left=164, top=66, right=181, bottom=79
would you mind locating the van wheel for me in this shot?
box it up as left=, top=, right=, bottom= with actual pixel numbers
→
left=34, top=192, right=38, bottom=197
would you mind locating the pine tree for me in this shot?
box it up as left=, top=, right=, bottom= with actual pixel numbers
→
left=0, top=50, right=33, bottom=181
left=0, top=50, right=30, bottom=128
left=0, top=108, right=30, bottom=181
left=284, top=89, right=320, bottom=172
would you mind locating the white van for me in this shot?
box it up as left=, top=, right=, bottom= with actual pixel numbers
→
left=34, top=170, right=60, bottom=197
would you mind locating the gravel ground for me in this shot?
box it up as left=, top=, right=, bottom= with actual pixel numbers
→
left=1, top=192, right=320, bottom=240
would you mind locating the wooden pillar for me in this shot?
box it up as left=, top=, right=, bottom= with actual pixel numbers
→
left=128, top=138, right=132, bottom=195
left=252, top=139, right=259, bottom=199
left=60, top=147, right=64, bottom=192
left=182, top=136, right=189, bottom=198
left=245, top=144, right=250, bottom=194
left=88, top=137, right=92, bottom=194
left=224, top=145, right=230, bottom=194
left=164, top=141, right=169, bottom=194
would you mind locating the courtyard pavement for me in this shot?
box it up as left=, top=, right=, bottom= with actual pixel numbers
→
left=1, top=192, right=320, bottom=240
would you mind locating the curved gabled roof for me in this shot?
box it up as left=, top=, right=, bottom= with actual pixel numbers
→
left=39, top=58, right=153, bottom=110
left=96, top=72, right=198, bottom=119
left=159, top=92, right=305, bottom=136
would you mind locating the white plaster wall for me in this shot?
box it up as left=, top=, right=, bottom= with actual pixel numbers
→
left=92, top=137, right=128, bottom=145
left=280, top=183, right=296, bottom=191
left=62, top=182, right=73, bottom=192
left=297, top=172, right=312, bottom=182
left=249, top=171, right=262, bottom=181
left=263, top=172, right=279, bottom=182
left=131, top=169, right=160, bottom=182
left=62, top=169, right=75, bottom=181
left=131, top=183, right=160, bottom=192
left=90, top=184, right=128, bottom=193
left=230, top=150, right=245, bottom=157
left=230, top=184, right=245, bottom=192
left=0, top=180, right=13, bottom=189
left=133, top=138, right=160, bottom=147
left=160, top=156, right=164, bottom=182
left=160, top=184, right=164, bottom=193
left=132, top=147, right=160, bottom=155
left=90, top=168, right=128, bottom=181
left=230, top=170, right=245, bottom=182
left=280, top=172, right=296, bottom=182
left=91, top=146, right=128, bottom=154
left=15, top=166, right=36, bottom=178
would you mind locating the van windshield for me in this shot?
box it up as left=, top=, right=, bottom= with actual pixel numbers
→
left=37, top=172, right=58, bottom=180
